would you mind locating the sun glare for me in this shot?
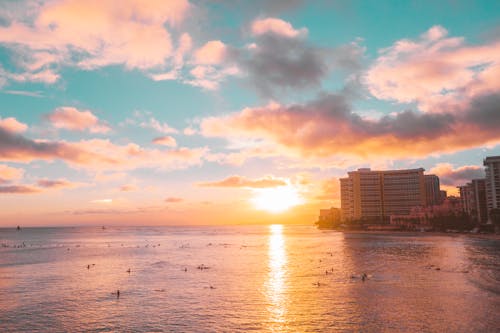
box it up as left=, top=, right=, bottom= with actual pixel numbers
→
left=251, top=185, right=303, bottom=213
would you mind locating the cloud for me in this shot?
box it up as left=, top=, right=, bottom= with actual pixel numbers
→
left=0, top=185, right=40, bottom=194
left=365, top=25, right=500, bottom=112
left=0, top=164, right=24, bottom=183
left=193, top=40, right=227, bottom=65
left=0, top=0, right=191, bottom=83
left=199, top=175, right=287, bottom=188
left=152, top=136, right=177, bottom=147
left=251, top=17, right=307, bottom=38
left=150, top=32, right=192, bottom=81
left=429, top=163, right=485, bottom=186
left=46, top=107, right=111, bottom=133
left=165, top=197, right=183, bottom=203
left=184, top=65, right=240, bottom=90
left=0, top=125, right=207, bottom=171
left=237, top=24, right=326, bottom=96
left=122, top=111, right=178, bottom=134
left=119, top=185, right=136, bottom=192
left=183, top=126, right=197, bottom=136
left=90, top=199, right=113, bottom=204
left=200, top=92, right=500, bottom=159
left=2, top=90, right=43, bottom=98
left=226, top=18, right=363, bottom=97
left=36, top=178, right=78, bottom=189
left=315, top=177, right=340, bottom=201
left=0, top=126, right=117, bottom=164
left=0, top=117, right=28, bottom=133
left=143, top=119, right=178, bottom=134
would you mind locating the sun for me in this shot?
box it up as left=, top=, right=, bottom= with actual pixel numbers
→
left=251, top=185, right=303, bottom=213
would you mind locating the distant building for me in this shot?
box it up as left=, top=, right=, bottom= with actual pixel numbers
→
left=425, top=175, right=441, bottom=206
left=484, top=156, right=500, bottom=222
left=439, top=190, right=447, bottom=203
left=317, top=207, right=341, bottom=228
left=458, top=179, right=487, bottom=224
left=458, top=184, right=473, bottom=215
left=390, top=196, right=463, bottom=229
left=472, top=179, right=487, bottom=223
left=340, top=168, right=426, bottom=223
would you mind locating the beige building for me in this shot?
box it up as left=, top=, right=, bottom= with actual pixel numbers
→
left=484, top=156, right=500, bottom=221
left=340, top=168, right=426, bottom=222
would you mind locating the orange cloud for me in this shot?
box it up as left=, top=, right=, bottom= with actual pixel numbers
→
left=251, top=18, right=307, bottom=38
left=119, top=185, right=136, bottom=192
left=200, top=93, right=500, bottom=159
left=315, top=178, right=340, bottom=201
left=0, top=164, right=24, bottom=183
left=47, top=107, right=111, bottom=133
left=199, top=175, right=287, bottom=188
left=165, top=197, right=183, bottom=203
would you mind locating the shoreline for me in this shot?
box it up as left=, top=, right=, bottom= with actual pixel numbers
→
left=318, top=228, right=500, bottom=240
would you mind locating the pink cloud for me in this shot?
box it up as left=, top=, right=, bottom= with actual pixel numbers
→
left=429, top=163, right=485, bottom=186
left=200, top=93, right=500, bottom=160
left=36, top=179, right=79, bottom=189
left=0, top=126, right=208, bottom=171
left=0, top=0, right=191, bottom=82
left=152, top=136, right=177, bottom=147
left=0, top=185, right=40, bottom=194
left=365, top=26, right=500, bottom=112
left=140, top=118, right=178, bottom=134
left=251, top=18, right=307, bottom=38
left=193, top=40, right=227, bottom=65
left=0, top=117, right=28, bottom=133
left=199, top=175, right=287, bottom=188
left=183, top=127, right=197, bottom=136
left=47, top=107, right=111, bottom=133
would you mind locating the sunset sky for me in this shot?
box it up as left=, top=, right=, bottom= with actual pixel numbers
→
left=0, top=0, right=499, bottom=226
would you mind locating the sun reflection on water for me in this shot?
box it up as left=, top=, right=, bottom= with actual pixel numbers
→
left=266, top=224, right=287, bottom=329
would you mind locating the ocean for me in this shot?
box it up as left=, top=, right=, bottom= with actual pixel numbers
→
left=1, top=225, right=499, bottom=332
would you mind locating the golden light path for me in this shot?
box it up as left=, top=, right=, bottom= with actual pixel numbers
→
left=251, top=185, right=302, bottom=213
left=266, top=224, right=288, bottom=330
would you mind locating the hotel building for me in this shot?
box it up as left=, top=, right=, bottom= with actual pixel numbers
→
left=425, top=175, right=441, bottom=206
left=340, top=168, right=426, bottom=223
left=484, top=156, right=500, bottom=221
left=458, top=179, right=487, bottom=223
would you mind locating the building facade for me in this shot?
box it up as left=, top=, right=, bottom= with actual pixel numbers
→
left=458, top=179, right=487, bottom=224
left=425, top=175, right=441, bottom=206
left=484, top=156, right=500, bottom=222
left=317, top=207, right=341, bottom=228
left=340, top=168, right=426, bottom=223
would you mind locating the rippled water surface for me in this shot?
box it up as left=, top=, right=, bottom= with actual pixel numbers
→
left=1, top=225, right=499, bottom=332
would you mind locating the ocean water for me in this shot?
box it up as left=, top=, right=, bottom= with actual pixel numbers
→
left=0, top=225, right=499, bottom=332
